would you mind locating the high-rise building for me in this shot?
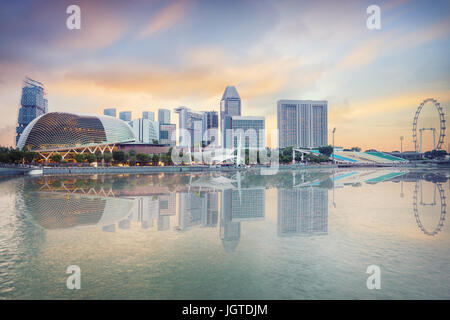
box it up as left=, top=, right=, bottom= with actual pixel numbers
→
left=128, top=118, right=159, bottom=144
left=277, top=100, right=328, bottom=148
left=119, top=111, right=132, bottom=122
left=277, top=187, right=328, bottom=236
left=202, top=111, right=219, bottom=146
left=142, top=111, right=155, bottom=121
left=223, top=116, right=265, bottom=149
left=16, top=78, right=48, bottom=146
left=103, top=108, right=116, bottom=117
left=174, top=107, right=204, bottom=147
left=159, top=123, right=176, bottom=146
left=220, top=86, right=241, bottom=146
left=158, top=109, right=171, bottom=124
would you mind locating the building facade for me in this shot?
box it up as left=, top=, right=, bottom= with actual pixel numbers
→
left=16, top=78, right=48, bottom=146
left=128, top=118, right=160, bottom=144
left=142, top=111, right=155, bottom=121
left=159, top=123, right=176, bottom=146
left=158, top=109, right=171, bottom=124
left=119, top=111, right=132, bottom=122
left=103, top=108, right=116, bottom=117
left=202, top=111, right=219, bottom=146
left=220, top=86, right=241, bottom=147
left=277, top=100, right=328, bottom=149
left=174, top=107, right=204, bottom=147
left=223, top=116, right=265, bottom=149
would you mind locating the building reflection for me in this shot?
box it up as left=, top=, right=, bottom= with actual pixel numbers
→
left=21, top=169, right=448, bottom=250
left=277, top=187, right=328, bottom=237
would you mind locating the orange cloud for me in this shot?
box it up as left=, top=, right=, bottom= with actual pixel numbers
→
left=138, top=1, right=186, bottom=38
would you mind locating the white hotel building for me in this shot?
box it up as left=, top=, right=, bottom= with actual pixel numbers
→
left=277, top=100, right=328, bottom=149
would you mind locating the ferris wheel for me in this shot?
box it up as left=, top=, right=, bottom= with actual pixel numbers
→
left=413, top=181, right=446, bottom=236
left=412, top=98, right=446, bottom=153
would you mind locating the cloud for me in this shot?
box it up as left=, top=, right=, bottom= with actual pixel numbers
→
left=337, top=18, right=450, bottom=70
left=137, top=1, right=186, bottom=38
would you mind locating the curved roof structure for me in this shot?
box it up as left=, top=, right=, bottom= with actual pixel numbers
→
left=17, top=112, right=136, bottom=151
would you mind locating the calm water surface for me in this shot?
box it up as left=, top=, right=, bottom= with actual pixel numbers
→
left=0, top=168, right=449, bottom=299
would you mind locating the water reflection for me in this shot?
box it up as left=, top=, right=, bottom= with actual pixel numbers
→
left=20, top=169, right=449, bottom=245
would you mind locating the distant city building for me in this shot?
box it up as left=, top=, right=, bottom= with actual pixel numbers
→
left=158, top=108, right=171, bottom=124
left=119, top=111, right=132, bottom=122
left=128, top=118, right=159, bottom=144
left=277, top=100, right=328, bottom=148
left=16, top=78, right=48, bottom=146
left=277, top=187, right=328, bottom=236
left=142, top=111, right=155, bottom=121
left=223, top=116, right=265, bottom=149
left=103, top=108, right=116, bottom=117
left=174, top=107, right=204, bottom=147
left=202, top=111, right=219, bottom=146
left=159, top=123, right=176, bottom=146
left=220, top=86, right=241, bottom=147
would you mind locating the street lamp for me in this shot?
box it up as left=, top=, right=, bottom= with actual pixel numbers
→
left=332, top=127, right=336, bottom=164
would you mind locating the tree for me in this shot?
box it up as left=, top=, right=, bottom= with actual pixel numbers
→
left=152, top=139, right=159, bottom=144
left=318, top=146, right=333, bottom=157
left=86, top=153, right=96, bottom=163
left=113, top=150, right=127, bottom=163
left=24, top=151, right=38, bottom=164
left=51, top=154, right=63, bottom=163
left=152, top=154, right=160, bottom=166
left=103, top=152, right=113, bottom=163
left=136, top=153, right=150, bottom=165
left=8, top=149, right=24, bottom=164
left=75, top=153, right=86, bottom=163
left=95, top=152, right=103, bottom=162
left=128, top=149, right=136, bottom=157
left=350, top=147, right=361, bottom=152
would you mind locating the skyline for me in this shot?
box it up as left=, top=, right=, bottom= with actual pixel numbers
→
left=0, top=0, right=449, bottom=151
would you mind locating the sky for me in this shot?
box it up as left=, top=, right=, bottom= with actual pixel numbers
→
left=0, top=0, right=449, bottom=151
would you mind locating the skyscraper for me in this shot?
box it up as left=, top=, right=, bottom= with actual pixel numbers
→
left=277, top=100, right=328, bottom=148
left=119, top=111, right=132, bottom=122
left=129, top=118, right=159, bottom=143
left=174, top=107, right=203, bottom=147
left=220, top=86, right=241, bottom=147
left=158, top=109, right=171, bottom=124
left=223, top=116, right=265, bottom=149
left=202, top=111, right=219, bottom=146
left=103, top=108, right=116, bottom=117
left=142, top=111, right=155, bottom=121
left=16, top=78, right=48, bottom=146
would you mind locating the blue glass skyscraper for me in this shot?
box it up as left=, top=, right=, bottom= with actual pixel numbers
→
left=16, top=78, right=47, bottom=146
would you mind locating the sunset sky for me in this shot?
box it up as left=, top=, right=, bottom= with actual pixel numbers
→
left=0, top=0, right=449, bottom=151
